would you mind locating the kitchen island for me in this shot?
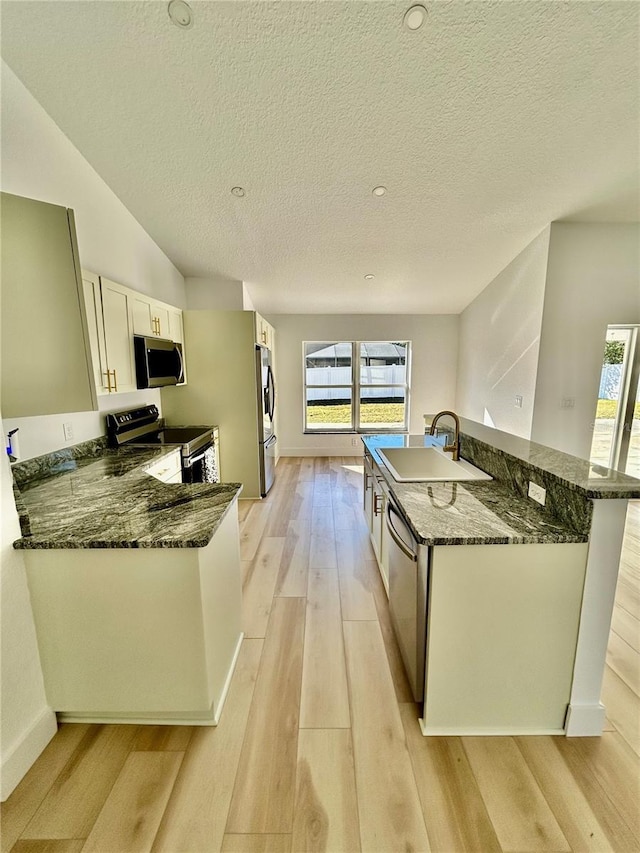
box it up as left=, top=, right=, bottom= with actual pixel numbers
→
left=363, top=420, right=640, bottom=737
left=12, top=439, right=244, bottom=726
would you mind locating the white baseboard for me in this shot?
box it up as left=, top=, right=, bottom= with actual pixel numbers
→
left=565, top=702, right=606, bottom=736
left=279, top=447, right=364, bottom=457
left=1, top=705, right=57, bottom=801
left=58, top=634, right=246, bottom=729
left=419, top=718, right=565, bottom=736
left=213, top=632, right=244, bottom=724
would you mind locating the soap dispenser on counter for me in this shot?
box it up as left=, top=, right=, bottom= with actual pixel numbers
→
left=6, top=428, right=20, bottom=461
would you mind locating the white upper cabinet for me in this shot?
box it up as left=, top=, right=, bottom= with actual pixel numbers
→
left=168, top=308, right=184, bottom=344
left=99, top=278, right=138, bottom=394
left=81, top=271, right=109, bottom=394
left=1, top=192, right=98, bottom=417
left=131, top=294, right=155, bottom=337
left=131, top=293, right=174, bottom=340
left=83, top=271, right=186, bottom=395
left=255, top=312, right=275, bottom=351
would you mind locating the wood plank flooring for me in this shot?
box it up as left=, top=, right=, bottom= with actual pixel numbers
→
left=2, top=461, right=639, bottom=853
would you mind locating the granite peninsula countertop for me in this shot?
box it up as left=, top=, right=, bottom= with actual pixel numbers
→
left=363, top=435, right=592, bottom=546
left=425, top=415, right=640, bottom=500
left=12, top=445, right=242, bottom=549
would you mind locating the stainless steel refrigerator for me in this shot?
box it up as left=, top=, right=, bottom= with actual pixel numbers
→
left=256, top=344, right=277, bottom=496
left=160, top=310, right=278, bottom=500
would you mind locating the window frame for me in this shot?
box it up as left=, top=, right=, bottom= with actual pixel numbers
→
left=302, top=340, right=411, bottom=434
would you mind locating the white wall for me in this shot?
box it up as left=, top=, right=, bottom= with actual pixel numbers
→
left=2, top=392, right=161, bottom=462
left=267, top=314, right=459, bottom=455
left=531, top=223, right=640, bottom=459
left=185, top=277, right=245, bottom=310
left=1, top=64, right=185, bottom=308
left=0, top=413, right=57, bottom=801
left=456, top=228, right=550, bottom=437
left=0, top=63, right=186, bottom=798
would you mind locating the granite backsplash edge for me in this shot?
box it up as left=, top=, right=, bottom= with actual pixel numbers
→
left=459, top=433, right=592, bottom=536
left=10, top=436, right=109, bottom=538
left=10, top=436, right=109, bottom=485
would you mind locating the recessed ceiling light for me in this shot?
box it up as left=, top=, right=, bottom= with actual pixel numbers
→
left=231, top=186, right=246, bottom=197
left=168, top=0, right=193, bottom=29
left=372, top=186, right=387, bottom=196
left=364, top=274, right=375, bottom=280
left=403, top=4, right=427, bottom=31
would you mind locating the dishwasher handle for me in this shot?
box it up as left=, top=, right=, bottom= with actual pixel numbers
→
left=386, top=500, right=418, bottom=562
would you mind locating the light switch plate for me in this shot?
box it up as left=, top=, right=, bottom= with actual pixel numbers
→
left=528, top=481, right=546, bottom=505
left=63, top=422, right=74, bottom=441
left=515, top=395, right=523, bottom=408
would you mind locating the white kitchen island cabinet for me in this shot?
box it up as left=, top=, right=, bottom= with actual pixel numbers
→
left=363, top=423, right=640, bottom=738
left=23, top=500, right=243, bottom=726
left=422, top=542, right=588, bottom=735
left=364, top=452, right=390, bottom=593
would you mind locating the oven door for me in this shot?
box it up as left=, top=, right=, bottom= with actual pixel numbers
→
left=183, top=435, right=220, bottom=484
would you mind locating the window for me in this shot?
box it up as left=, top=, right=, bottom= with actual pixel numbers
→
left=304, top=341, right=410, bottom=432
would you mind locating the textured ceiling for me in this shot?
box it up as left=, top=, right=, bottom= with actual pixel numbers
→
left=1, top=1, right=638, bottom=313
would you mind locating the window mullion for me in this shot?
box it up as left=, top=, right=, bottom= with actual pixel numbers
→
left=352, top=341, right=358, bottom=431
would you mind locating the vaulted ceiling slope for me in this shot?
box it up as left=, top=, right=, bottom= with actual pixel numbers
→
left=1, top=1, right=638, bottom=313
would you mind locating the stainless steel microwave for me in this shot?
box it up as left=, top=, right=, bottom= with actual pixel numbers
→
left=134, top=335, right=184, bottom=388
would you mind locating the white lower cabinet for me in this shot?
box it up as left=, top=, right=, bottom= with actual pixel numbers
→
left=144, top=450, right=182, bottom=483
left=23, top=501, right=243, bottom=724
left=364, top=451, right=389, bottom=594
left=422, top=542, right=589, bottom=734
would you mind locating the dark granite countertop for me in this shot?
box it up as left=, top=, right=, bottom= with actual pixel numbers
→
left=363, top=435, right=590, bottom=546
left=12, top=445, right=242, bottom=549
left=425, top=415, right=640, bottom=500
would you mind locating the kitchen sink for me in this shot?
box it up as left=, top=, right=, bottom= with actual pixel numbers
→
left=377, top=446, right=492, bottom=483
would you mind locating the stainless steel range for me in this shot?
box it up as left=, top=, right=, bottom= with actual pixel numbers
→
left=106, top=404, right=220, bottom=484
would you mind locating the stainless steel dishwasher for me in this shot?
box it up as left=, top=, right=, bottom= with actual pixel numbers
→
left=386, top=496, right=429, bottom=704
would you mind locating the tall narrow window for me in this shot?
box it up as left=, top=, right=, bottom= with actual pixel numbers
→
left=359, top=342, right=409, bottom=430
left=304, top=340, right=411, bottom=432
left=304, top=342, right=354, bottom=431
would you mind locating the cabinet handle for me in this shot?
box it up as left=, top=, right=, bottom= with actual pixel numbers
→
left=111, top=369, right=118, bottom=392
left=261, top=330, right=268, bottom=344
left=373, top=492, right=385, bottom=516
left=103, top=370, right=112, bottom=392
left=153, top=317, right=161, bottom=335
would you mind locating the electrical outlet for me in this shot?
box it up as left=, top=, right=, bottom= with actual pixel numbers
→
left=561, top=397, right=575, bottom=409
left=528, top=481, right=546, bottom=506
left=351, top=437, right=358, bottom=447
left=514, top=395, right=523, bottom=409
left=63, top=422, right=74, bottom=441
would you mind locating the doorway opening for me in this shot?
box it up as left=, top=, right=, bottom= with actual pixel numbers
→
left=590, top=325, right=640, bottom=477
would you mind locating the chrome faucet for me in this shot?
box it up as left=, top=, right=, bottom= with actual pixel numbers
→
left=429, top=410, right=460, bottom=461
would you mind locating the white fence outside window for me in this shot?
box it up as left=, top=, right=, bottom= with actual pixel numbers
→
left=306, top=365, right=406, bottom=401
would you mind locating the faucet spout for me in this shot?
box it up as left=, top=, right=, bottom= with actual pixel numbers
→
left=429, top=410, right=460, bottom=461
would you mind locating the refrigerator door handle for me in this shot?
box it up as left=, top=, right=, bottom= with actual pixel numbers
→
left=267, top=365, right=276, bottom=419
left=264, top=433, right=277, bottom=448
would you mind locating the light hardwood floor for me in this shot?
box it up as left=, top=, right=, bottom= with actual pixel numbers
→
left=2, top=460, right=639, bottom=853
